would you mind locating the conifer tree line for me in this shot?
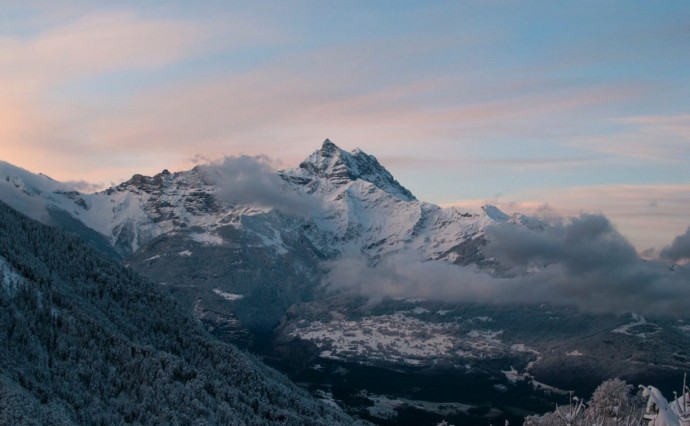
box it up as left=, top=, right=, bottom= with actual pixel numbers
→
left=0, top=201, right=366, bottom=425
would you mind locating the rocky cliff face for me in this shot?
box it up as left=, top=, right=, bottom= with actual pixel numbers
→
left=289, top=139, right=416, bottom=201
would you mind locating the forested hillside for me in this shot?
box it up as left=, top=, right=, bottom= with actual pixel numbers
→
left=0, top=201, right=364, bottom=425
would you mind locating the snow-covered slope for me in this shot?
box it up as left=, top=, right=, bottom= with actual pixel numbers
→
left=1, top=140, right=515, bottom=265
left=0, top=159, right=88, bottom=222
left=280, top=139, right=515, bottom=264
left=81, top=168, right=229, bottom=255
left=286, top=139, right=416, bottom=202
left=0, top=162, right=292, bottom=257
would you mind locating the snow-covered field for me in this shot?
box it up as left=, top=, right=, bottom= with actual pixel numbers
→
left=289, top=312, right=512, bottom=365
left=363, top=391, right=474, bottom=420
left=212, top=288, right=244, bottom=301
left=612, top=314, right=661, bottom=338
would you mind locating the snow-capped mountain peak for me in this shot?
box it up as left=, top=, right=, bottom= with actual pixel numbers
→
left=294, top=139, right=416, bottom=201
left=1, top=140, right=529, bottom=265
left=481, top=204, right=510, bottom=222
left=114, top=169, right=174, bottom=194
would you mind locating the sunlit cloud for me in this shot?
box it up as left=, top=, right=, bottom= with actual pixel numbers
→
left=52, top=56, right=644, bottom=180
left=0, top=11, right=207, bottom=174
left=0, top=12, right=205, bottom=83
left=0, top=8, right=283, bottom=181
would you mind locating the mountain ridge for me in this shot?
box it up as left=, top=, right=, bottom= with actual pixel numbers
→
left=0, top=140, right=510, bottom=263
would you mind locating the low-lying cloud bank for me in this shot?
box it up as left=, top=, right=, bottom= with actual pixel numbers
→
left=198, top=155, right=321, bottom=217
left=323, top=214, right=690, bottom=316
left=661, top=226, right=690, bottom=264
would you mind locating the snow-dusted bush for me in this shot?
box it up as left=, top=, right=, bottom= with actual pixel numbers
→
left=524, top=378, right=644, bottom=426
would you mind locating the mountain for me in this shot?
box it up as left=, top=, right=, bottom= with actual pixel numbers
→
left=281, top=139, right=509, bottom=264
left=286, top=139, right=416, bottom=202
left=2, top=140, right=688, bottom=424
left=1, top=141, right=516, bottom=261
left=0, top=200, right=365, bottom=425
left=0, top=141, right=513, bottom=333
left=0, top=160, right=120, bottom=259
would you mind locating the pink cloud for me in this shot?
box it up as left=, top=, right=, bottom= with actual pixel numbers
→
left=0, top=12, right=208, bottom=88
left=0, top=9, right=263, bottom=180
left=61, top=59, right=641, bottom=172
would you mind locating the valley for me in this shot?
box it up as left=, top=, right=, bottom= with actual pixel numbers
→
left=1, top=140, right=689, bottom=424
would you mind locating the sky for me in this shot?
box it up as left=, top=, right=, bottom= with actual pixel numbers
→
left=0, top=1, right=688, bottom=251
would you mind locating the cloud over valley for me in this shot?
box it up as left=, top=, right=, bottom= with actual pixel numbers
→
left=324, top=214, right=690, bottom=316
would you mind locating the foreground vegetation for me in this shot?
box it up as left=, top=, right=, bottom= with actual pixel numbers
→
left=0, top=202, right=363, bottom=425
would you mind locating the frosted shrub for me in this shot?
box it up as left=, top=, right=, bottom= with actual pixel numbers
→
left=524, top=379, right=644, bottom=426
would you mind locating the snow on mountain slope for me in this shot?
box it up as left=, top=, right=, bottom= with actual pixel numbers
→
left=287, top=139, right=416, bottom=202
left=0, top=162, right=293, bottom=256
left=1, top=140, right=515, bottom=265
left=280, top=140, right=512, bottom=263
left=80, top=169, right=229, bottom=254
left=0, top=160, right=86, bottom=221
